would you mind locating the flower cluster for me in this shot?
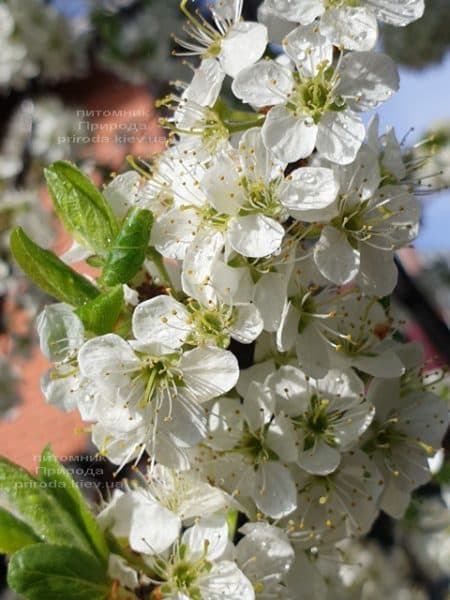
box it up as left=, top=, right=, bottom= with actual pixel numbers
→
left=11, top=0, right=447, bottom=598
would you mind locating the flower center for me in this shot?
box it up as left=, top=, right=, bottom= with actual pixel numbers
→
left=160, top=543, right=212, bottom=600
left=293, top=395, right=340, bottom=450
left=139, top=354, right=183, bottom=408
left=186, top=300, right=233, bottom=349
left=235, top=424, right=279, bottom=463
left=239, top=176, right=283, bottom=219
left=287, top=66, right=345, bottom=124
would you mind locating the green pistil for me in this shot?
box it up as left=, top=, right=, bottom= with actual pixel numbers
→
left=161, top=542, right=213, bottom=599
left=362, top=419, right=407, bottom=454
left=206, top=39, right=222, bottom=58
left=240, top=177, right=283, bottom=219
left=293, top=395, right=339, bottom=450
left=139, top=355, right=182, bottom=408
left=287, top=66, right=346, bottom=124
left=187, top=301, right=231, bottom=349
left=236, top=425, right=279, bottom=462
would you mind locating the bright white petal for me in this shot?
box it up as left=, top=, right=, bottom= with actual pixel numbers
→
left=313, top=226, right=360, bottom=285
left=221, top=22, right=268, bottom=77
left=229, top=304, right=264, bottom=344
left=262, top=105, right=318, bottom=163
left=129, top=496, right=181, bottom=554
left=254, top=272, right=289, bottom=332
left=280, top=166, right=339, bottom=222
left=132, top=296, right=192, bottom=349
left=202, top=155, right=246, bottom=215
left=232, top=60, right=293, bottom=107
left=366, top=0, right=424, bottom=26
left=283, top=24, right=333, bottom=76
left=320, top=6, right=378, bottom=51
left=184, top=58, right=225, bottom=106
left=263, top=0, right=324, bottom=23
left=338, top=51, right=399, bottom=112
left=297, top=439, right=341, bottom=475
left=228, top=214, right=284, bottom=258
left=316, top=111, right=366, bottom=165
left=182, top=230, right=225, bottom=305
left=78, top=334, right=140, bottom=381
left=37, top=303, right=84, bottom=362
left=201, top=561, right=255, bottom=600
left=255, top=463, right=297, bottom=518
left=182, top=516, right=229, bottom=561
left=151, top=208, right=199, bottom=260
left=180, top=346, right=239, bottom=402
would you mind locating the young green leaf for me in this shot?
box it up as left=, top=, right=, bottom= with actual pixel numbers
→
left=10, top=227, right=99, bottom=307
left=0, top=456, right=97, bottom=553
left=38, top=446, right=109, bottom=563
left=75, top=285, right=124, bottom=335
left=101, top=207, right=153, bottom=286
left=8, top=544, right=111, bottom=600
left=0, top=508, right=42, bottom=555
left=44, top=160, right=119, bottom=255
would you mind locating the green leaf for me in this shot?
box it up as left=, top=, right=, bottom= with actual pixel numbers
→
left=75, top=285, right=124, bottom=335
left=10, top=227, right=99, bottom=307
left=8, top=544, right=111, bottom=600
left=101, top=207, right=153, bottom=286
left=38, top=446, right=109, bottom=563
left=44, top=161, right=118, bottom=255
left=0, top=456, right=96, bottom=553
left=0, top=508, right=41, bottom=555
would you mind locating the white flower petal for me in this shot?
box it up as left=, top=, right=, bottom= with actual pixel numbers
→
left=151, top=208, right=199, bottom=260
left=366, top=0, right=424, bottom=26
left=180, top=346, right=239, bottom=402
left=255, top=462, right=297, bottom=518
left=296, top=324, right=330, bottom=379
left=182, top=230, right=225, bottom=305
left=221, top=22, right=268, bottom=78
left=229, top=304, right=264, bottom=344
left=228, top=214, right=284, bottom=258
left=357, top=245, right=398, bottom=297
left=263, top=0, right=324, bottom=23
left=202, top=154, right=246, bottom=215
left=202, top=561, right=255, bottom=600
left=132, top=296, right=192, bottom=349
left=129, top=495, right=181, bottom=554
left=262, top=105, right=318, bottom=163
left=354, top=349, right=405, bottom=378
left=184, top=58, right=225, bottom=106
left=313, top=226, right=360, bottom=285
left=37, top=303, right=84, bottom=362
left=338, top=51, right=399, bottom=112
left=297, top=439, right=341, bottom=475
left=283, top=24, right=333, bottom=77
left=232, top=60, right=293, bottom=107
left=320, top=6, right=378, bottom=51
left=316, top=111, right=366, bottom=165
left=182, top=516, right=229, bottom=561
left=78, top=334, right=140, bottom=381
left=254, top=272, right=289, bottom=332
left=280, top=166, right=339, bottom=222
